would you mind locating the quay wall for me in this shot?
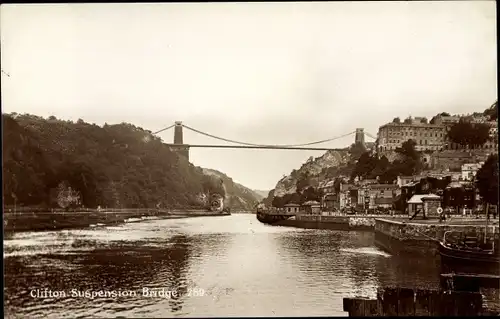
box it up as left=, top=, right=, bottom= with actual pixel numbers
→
left=275, top=215, right=383, bottom=231
left=374, top=218, right=500, bottom=256
left=4, top=208, right=225, bottom=233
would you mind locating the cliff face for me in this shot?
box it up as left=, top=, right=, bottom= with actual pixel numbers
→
left=268, top=149, right=352, bottom=203
left=201, top=168, right=261, bottom=211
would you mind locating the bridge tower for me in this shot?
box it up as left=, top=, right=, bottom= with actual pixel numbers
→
left=355, top=128, right=365, bottom=146
left=171, top=121, right=190, bottom=161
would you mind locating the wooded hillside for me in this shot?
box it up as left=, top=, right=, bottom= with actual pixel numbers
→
left=3, top=113, right=228, bottom=209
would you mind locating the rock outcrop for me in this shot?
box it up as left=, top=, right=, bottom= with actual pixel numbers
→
left=266, top=149, right=352, bottom=204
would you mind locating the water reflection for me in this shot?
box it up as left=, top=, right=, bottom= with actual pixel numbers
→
left=4, top=215, right=448, bottom=317
left=4, top=233, right=194, bottom=317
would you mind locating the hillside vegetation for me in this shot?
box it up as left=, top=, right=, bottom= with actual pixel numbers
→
left=202, top=168, right=260, bottom=210
left=2, top=113, right=257, bottom=210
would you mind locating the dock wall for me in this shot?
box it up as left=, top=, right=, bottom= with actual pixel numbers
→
left=275, top=215, right=377, bottom=231
left=374, top=218, right=500, bottom=256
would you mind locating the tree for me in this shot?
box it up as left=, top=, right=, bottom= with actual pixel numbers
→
left=371, top=155, right=390, bottom=178
left=352, top=151, right=378, bottom=180
left=349, top=142, right=367, bottom=161
left=403, top=117, right=412, bottom=124
left=483, top=101, right=498, bottom=121
left=448, top=119, right=474, bottom=147
left=421, top=117, right=428, bottom=124
left=448, top=119, right=490, bottom=148
left=395, top=139, right=419, bottom=160
left=301, top=186, right=322, bottom=203
left=296, top=172, right=311, bottom=193
left=440, top=112, right=450, bottom=117
left=392, top=117, right=401, bottom=124
left=470, top=123, right=491, bottom=148
left=379, top=166, right=399, bottom=184
left=394, top=140, right=422, bottom=176
left=476, top=154, right=499, bottom=207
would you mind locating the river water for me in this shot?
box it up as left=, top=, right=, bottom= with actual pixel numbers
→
left=4, top=214, right=443, bottom=318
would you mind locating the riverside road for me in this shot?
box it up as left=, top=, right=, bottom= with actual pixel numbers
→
left=4, top=214, right=444, bottom=317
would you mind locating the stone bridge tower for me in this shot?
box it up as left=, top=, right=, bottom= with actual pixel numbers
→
left=171, top=121, right=190, bottom=161
left=355, top=128, right=365, bottom=146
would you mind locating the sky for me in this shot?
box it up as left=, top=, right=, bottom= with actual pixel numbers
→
left=1, top=2, right=497, bottom=191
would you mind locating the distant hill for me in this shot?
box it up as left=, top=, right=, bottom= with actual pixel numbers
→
left=252, top=189, right=270, bottom=201
left=202, top=168, right=261, bottom=211
left=2, top=113, right=257, bottom=210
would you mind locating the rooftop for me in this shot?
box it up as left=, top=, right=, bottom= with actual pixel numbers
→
left=374, top=197, right=394, bottom=205
left=366, top=184, right=398, bottom=189
left=302, top=200, right=321, bottom=206
left=407, top=194, right=441, bottom=204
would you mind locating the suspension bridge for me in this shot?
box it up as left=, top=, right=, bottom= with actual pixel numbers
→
left=152, top=121, right=377, bottom=161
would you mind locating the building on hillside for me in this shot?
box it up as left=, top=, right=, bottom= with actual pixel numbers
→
left=322, top=193, right=337, bottom=211
left=484, top=121, right=499, bottom=151
left=339, top=183, right=357, bottom=210
left=378, top=113, right=498, bottom=154
left=348, top=188, right=360, bottom=210
left=358, top=178, right=379, bottom=186
left=461, top=162, right=484, bottom=181
left=443, top=182, right=477, bottom=213
left=301, top=201, right=321, bottom=215
left=284, top=203, right=300, bottom=214
left=358, top=184, right=398, bottom=210
left=431, top=115, right=461, bottom=125
left=318, top=180, right=335, bottom=195
left=377, top=118, right=447, bottom=152
left=398, top=175, right=450, bottom=213
left=407, top=194, right=441, bottom=217
left=430, top=150, right=482, bottom=172
left=397, top=175, right=426, bottom=187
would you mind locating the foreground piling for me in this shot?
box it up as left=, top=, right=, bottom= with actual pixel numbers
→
left=343, top=287, right=498, bottom=316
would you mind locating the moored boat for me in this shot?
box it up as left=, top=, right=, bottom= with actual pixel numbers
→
left=439, top=230, right=500, bottom=275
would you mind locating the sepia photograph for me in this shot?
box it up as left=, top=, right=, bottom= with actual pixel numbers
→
left=1, top=1, right=498, bottom=317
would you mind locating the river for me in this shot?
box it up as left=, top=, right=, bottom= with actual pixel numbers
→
left=4, top=214, right=443, bottom=318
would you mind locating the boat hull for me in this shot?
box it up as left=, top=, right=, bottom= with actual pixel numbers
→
left=256, top=211, right=291, bottom=225
left=439, top=242, right=500, bottom=275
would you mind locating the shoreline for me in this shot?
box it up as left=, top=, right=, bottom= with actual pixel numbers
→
left=3, top=209, right=230, bottom=234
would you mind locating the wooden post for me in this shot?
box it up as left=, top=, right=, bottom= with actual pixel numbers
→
left=485, top=202, right=489, bottom=244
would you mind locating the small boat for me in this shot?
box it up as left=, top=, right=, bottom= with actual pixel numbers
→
left=439, top=230, right=500, bottom=275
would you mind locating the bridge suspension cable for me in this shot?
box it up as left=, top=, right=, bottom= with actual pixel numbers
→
left=152, top=124, right=176, bottom=135
left=181, top=124, right=356, bottom=147
left=364, top=132, right=377, bottom=140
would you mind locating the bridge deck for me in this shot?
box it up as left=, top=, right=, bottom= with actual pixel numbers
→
left=165, top=144, right=342, bottom=151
